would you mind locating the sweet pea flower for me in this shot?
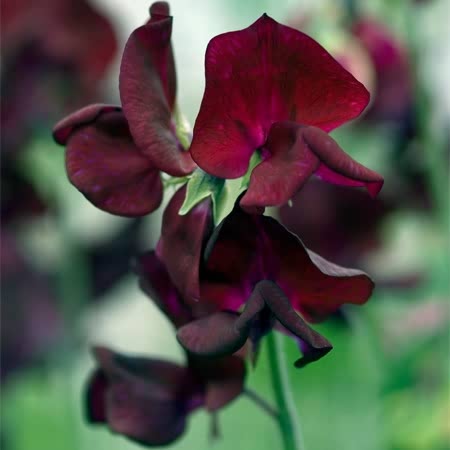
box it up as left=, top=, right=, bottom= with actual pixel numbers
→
left=87, top=346, right=245, bottom=447
left=156, top=187, right=372, bottom=364
left=85, top=250, right=246, bottom=446
left=53, top=3, right=195, bottom=216
left=1, top=0, right=117, bottom=156
left=190, top=14, right=383, bottom=213
left=352, top=18, right=413, bottom=122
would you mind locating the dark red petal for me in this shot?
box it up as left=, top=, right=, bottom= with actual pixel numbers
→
left=62, top=107, right=162, bottom=216
left=240, top=122, right=320, bottom=213
left=261, top=218, right=375, bottom=322
left=303, top=126, right=384, bottom=198
left=53, top=104, right=121, bottom=145
left=157, top=186, right=212, bottom=306
left=191, top=14, right=369, bottom=179
left=253, top=281, right=332, bottom=367
left=86, top=369, right=108, bottom=423
left=200, top=208, right=260, bottom=311
left=119, top=9, right=195, bottom=176
left=189, top=355, right=246, bottom=412
left=177, top=311, right=243, bottom=357
left=91, top=347, right=198, bottom=446
left=134, top=251, right=193, bottom=328
left=149, top=2, right=170, bottom=18
left=204, top=207, right=374, bottom=322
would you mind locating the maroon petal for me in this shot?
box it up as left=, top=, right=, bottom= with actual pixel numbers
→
left=252, top=281, right=332, bottom=367
left=157, top=186, right=212, bottom=306
left=119, top=5, right=195, bottom=176
left=203, top=207, right=374, bottom=322
left=88, top=346, right=200, bottom=446
left=178, top=281, right=332, bottom=367
left=55, top=105, right=163, bottom=216
left=190, top=14, right=369, bottom=179
left=53, top=103, right=121, bottom=145
left=189, top=355, right=246, bottom=412
left=134, top=251, right=193, bottom=328
left=86, top=369, right=108, bottom=423
left=177, top=311, right=243, bottom=357
left=261, top=217, right=375, bottom=322
left=303, top=126, right=384, bottom=198
left=241, top=123, right=383, bottom=211
left=240, top=121, right=320, bottom=213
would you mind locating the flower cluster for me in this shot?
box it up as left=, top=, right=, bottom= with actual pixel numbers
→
left=54, top=2, right=383, bottom=446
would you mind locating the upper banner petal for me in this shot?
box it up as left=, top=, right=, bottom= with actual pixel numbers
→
left=119, top=6, right=195, bottom=176
left=191, top=14, right=369, bottom=178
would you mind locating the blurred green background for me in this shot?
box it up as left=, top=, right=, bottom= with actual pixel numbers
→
left=1, top=0, right=449, bottom=449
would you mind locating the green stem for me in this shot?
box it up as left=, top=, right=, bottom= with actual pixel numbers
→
left=267, top=332, right=305, bottom=450
left=244, top=388, right=278, bottom=420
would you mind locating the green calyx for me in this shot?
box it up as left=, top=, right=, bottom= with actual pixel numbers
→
left=179, top=151, right=262, bottom=225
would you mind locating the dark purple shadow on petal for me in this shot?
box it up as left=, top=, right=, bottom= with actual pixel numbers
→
left=178, top=281, right=332, bottom=368
left=88, top=346, right=200, bottom=447
left=201, top=205, right=375, bottom=323
left=190, top=14, right=369, bottom=179
left=157, top=186, right=213, bottom=307
left=86, top=369, right=108, bottom=423
left=261, top=216, right=375, bottom=322
left=189, top=355, right=246, bottom=411
left=53, top=103, right=121, bottom=145
left=134, top=250, right=193, bottom=328
left=62, top=108, right=163, bottom=216
left=119, top=8, right=195, bottom=176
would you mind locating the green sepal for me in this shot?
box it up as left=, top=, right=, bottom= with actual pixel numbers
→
left=179, top=151, right=262, bottom=225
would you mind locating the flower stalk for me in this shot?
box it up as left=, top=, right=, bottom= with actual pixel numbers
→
left=267, top=332, right=305, bottom=450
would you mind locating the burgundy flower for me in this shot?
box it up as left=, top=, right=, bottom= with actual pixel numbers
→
left=153, top=188, right=372, bottom=364
left=53, top=3, right=195, bottom=216
left=86, top=346, right=245, bottom=446
left=1, top=231, right=62, bottom=381
left=1, top=0, right=117, bottom=155
left=190, top=14, right=383, bottom=212
left=85, top=250, right=245, bottom=445
left=352, top=18, right=413, bottom=122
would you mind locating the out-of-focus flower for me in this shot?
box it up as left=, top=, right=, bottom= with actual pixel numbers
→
left=279, top=179, right=394, bottom=266
left=1, top=0, right=117, bottom=155
left=86, top=346, right=245, bottom=446
left=189, top=14, right=383, bottom=212
left=156, top=187, right=373, bottom=364
left=0, top=231, right=62, bottom=382
left=53, top=3, right=195, bottom=216
left=351, top=18, right=413, bottom=122
left=85, top=250, right=245, bottom=446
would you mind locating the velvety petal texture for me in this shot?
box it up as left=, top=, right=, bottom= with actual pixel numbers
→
left=86, top=347, right=199, bottom=446
left=134, top=251, right=193, bottom=328
left=86, top=346, right=245, bottom=446
left=178, top=281, right=332, bottom=367
left=53, top=104, right=163, bottom=216
left=240, top=123, right=383, bottom=211
left=190, top=14, right=370, bottom=179
left=119, top=3, right=195, bottom=176
left=203, top=206, right=374, bottom=322
left=157, top=186, right=212, bottom=306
